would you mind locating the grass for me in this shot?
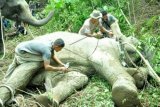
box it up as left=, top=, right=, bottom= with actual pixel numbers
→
left=139, top=86, right=160, bottom=107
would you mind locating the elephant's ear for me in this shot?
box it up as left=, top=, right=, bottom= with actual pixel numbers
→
left=0, top=0, right=6, bottom=9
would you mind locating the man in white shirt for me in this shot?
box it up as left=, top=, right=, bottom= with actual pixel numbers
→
left=78, top=10, right=113, bottom=37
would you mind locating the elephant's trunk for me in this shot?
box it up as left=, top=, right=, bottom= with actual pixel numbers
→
left=18, top=3, right=54, bottom=27
left=19, top=11, right=54, bottom=27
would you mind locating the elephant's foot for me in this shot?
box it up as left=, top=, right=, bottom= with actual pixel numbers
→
left=33, top=95, right=59, bottom=107
left=133, top=72, right=146, bottom=89
left=112, top=79, right=142, bottom=107
left=125, top=67, right=148, bottom=89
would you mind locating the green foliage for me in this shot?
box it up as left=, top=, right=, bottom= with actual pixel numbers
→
left=140, top=15, right=160, bottom=35
left=40, top=0, right=131, bottom=35
left=41, top=0, right=93, bottom=32
left=139, top=87, right=160, bottom=107
left=139, top=33, right=160, bottom=74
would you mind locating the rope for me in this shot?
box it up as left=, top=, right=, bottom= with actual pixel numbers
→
left=16, top=88, right=34, bottom=96
left=88, top=39, right=99, bottom=59
left=118, top=39, right=141, bottom=68
left=0, top=85, right=25, bottom=106
left=0, top=85, right=15, bottom=102
left=117, top=41, right=128, bottom=67
left=0, top=9, right=6, bottom=60
left=67, top=34, right=100, bottom=61
left=63, top=47, right=100, bottom=66
left=68, top=35, right=100, bottom=60
left=69, top=36, right=88, bottom=45
left=124, top=48, right=138, bottom=68
left=64, top=48, right=87, bottom=60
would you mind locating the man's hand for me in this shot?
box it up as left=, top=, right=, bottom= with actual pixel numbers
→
left=63, top=63, right=70, bottom=68
left=44, top=61, right=68, bottom=72
left=108, top=31, right=113, bottom=36
left=59, top=67, right=68, bottom=72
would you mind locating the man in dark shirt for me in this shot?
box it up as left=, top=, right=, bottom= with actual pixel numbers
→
left=100, top=10, right=117, bottom=38
left=100, top=10, right=124, bottom=40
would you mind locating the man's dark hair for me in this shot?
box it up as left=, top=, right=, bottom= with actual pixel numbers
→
left=54, top=38, right=65, bottom=47
left=101, top=10, right=107, bottom=16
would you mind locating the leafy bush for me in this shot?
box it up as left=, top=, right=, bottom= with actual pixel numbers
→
left=140, top=33, right=160, bottom=74
left=41, top=0, right=131, bottom=35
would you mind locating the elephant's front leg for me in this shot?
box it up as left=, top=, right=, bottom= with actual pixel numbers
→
left=34, top=70, right=89, bottom=107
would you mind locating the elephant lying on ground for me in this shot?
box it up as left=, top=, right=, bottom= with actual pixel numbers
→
left=0, top=0, right=54, bottom=54
left=0, top=32, right=159, bottom=107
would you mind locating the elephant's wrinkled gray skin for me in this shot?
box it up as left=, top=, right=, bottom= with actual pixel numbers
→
left=0, top=0, right=54, bottom=55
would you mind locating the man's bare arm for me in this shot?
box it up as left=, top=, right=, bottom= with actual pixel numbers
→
left=44, top=60, right=67, bottom=71
left=52, top=55, right=64, bottom=66
left=100, top=26, right=113, bottom=35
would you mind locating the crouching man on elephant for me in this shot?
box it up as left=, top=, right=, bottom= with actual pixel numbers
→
left=4, top=38, right=68, bottom=80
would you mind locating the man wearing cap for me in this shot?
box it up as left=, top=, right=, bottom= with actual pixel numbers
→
left=78, top=10, right=113, bottom=37
left=4, top=38, right=67, bottom=79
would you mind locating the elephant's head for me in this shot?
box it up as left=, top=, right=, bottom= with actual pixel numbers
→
left=0, top=0, right=54, bottom=26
